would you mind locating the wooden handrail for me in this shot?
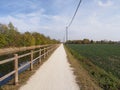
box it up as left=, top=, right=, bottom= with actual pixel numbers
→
left=0, top=44, right=59, bottom=86
left=18, top=52, right=31, bottom=59
left=0, top=57, right=15, bottom=65
left=0, top=71, right=15, bottom=82
left=0, top=44, right=53, bottom=56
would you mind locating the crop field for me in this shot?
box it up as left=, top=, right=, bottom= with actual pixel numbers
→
left=66, top=44, right=120, bottom=90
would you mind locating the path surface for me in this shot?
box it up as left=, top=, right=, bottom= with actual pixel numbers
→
left=19, top=44, right=79, bottom=90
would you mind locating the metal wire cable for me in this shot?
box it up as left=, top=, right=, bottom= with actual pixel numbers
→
left=67, top=0, right=82, bottom=28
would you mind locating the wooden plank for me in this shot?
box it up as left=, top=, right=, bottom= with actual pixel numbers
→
left=18, top=62, right=30, bottom=71
left=30, top=50, right=33, bottom=70
left=39, top=49, right=41, bottom=63
left=0, top=44, right=52, bottom=56
left=44, top=48, right=46, bottom=59
left=33, top=50, right=40, bottom=54
left=41, top=54, right=44, bottom=57
left=0, top=71, right=15, bottom=81
left=14, top=54, right=18, bottom=85
left=47, top=47, right=49, bottom=56
left=18, top=52, right=31, bottom=58
left=0, top=57, right=15, bottom=65
left=0, top=44, right=59, bottom=86
left=32, top=56, right=41, bottom=63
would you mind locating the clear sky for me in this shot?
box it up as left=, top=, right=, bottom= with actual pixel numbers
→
left=0, top=0, right=120, bottom=41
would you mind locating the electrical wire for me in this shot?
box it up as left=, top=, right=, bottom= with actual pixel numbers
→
left=67, top=0, right=82, bottom=28
left=65, top=0, right=82, bottom=42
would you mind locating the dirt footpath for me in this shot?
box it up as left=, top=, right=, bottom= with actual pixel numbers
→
left=19, top=44, right=79, bottom=90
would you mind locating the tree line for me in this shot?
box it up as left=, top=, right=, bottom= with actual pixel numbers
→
left=66, top=39, right=118, bottom=44
left=0, top=22, right=60, bottom=48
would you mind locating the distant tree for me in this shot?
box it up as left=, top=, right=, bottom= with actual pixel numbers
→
left=22, top=32, right=35, bottom=46
left=32, top=32, right=42, bottom=45
left=0, top=22, right=60, bottom=48
left=7, top=22, right=21, bottom=46
left=90, top=40, right=94, bottom=44
left=0, top=34, right=7, bottom=48
left=82, top=39, right=90, bottom=44
left=8, top=22, right=14, bottom=30
left=0, top=24, right=7, bottom=34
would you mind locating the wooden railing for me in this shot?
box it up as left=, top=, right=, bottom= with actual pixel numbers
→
left=0, top=45, right=54, bottom=56
left=0, top=44, right=59, bottom=85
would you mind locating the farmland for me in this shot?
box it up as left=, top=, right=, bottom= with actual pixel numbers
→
left=66, top=44, right=120, bottom=90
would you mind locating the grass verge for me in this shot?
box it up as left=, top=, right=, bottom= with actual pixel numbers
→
left=64, top=45, right=120, bottom=90
left=64, top=45, right=102, bottom=90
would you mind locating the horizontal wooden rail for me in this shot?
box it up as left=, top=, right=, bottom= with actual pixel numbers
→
left=0, top=57, right=15, bottom=65
left=0, top=44, right=59, bottom=86
left=0, top=71, right=15, bottom=82
left=0, top=44, right=53, bottom=56
left=18, top=52, right=31, bottom=59
left=32, top=56, right=41, bottom=63
left=18, top=62, right=30, bottom=71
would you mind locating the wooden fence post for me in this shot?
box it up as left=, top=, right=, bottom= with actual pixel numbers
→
left=39, top=48, right=41, bottom=63
left=47, top=47, right=49, bottom=56
left=14, top=54, right=18, bottom=85
left=30, top=50, right=33, bottom=70
left=46, top=47, right=47, bottom=57
left=44, top=48, right=46, bottom=59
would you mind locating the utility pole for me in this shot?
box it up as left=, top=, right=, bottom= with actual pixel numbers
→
left=65, top=0, right=82, bottom=43
left=66, top=27, right=68, bottom=42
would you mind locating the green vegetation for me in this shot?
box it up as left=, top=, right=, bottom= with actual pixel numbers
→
left=66, top=39, right=117, bottom=44
left=0, top=22, right=59, bottom=86
left=0, top=22, right=59, bottom=48
left=66, top=44, right=120, bottom=90
left=64, top=46, right=102, bottom=90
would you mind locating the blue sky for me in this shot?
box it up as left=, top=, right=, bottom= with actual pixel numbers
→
left=0, top=0, right=120, bottom=41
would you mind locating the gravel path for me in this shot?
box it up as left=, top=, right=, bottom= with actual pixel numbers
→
left=19, top=44, right=79, bottom=90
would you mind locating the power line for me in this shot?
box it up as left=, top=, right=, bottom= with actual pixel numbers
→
left=67, top=0, right=82, bottom=28
left=66, top=0, right=82, bottom=42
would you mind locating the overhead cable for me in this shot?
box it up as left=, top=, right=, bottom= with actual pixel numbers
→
left=67, top=0, right=82, bottom=28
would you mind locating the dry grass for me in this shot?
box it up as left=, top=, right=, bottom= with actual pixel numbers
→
left=64, top=46, right=102, bottom=90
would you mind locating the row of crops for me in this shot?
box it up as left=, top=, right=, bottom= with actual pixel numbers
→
left=66, top=44, right=120, bottom=90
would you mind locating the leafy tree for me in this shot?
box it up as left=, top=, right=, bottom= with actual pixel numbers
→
left=0, top=22, right=59, bottom=48
left=0, top=34, right=7, bottom=48
left=32, top=32, right=43, bottom=45
left=22, top=32, right=35, bottom=46
left=82, top=39, right=90, bottom=44
left=8, top=22, right=14, bottom=30
left=0, top=24, right=8, bottom=34
left=6, top=22, right=21, bottom=46
left=90, top=40, right=94, bottom=44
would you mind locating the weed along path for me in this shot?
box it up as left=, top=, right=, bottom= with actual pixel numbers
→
left=19, top=44, right=79, bottom=90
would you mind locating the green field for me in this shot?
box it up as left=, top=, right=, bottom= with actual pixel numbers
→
left=66, top=44, right=120, bottom=90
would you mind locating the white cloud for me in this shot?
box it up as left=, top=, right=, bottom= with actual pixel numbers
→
left=88, top=13, right=102, bottom=27
left=98, top=0, right=113, bottom=7
left=0, top=0, right=120, bottom=41
left=0, top=9, right=44, bottom=32
left=0, top=9, right=70, bottom=40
